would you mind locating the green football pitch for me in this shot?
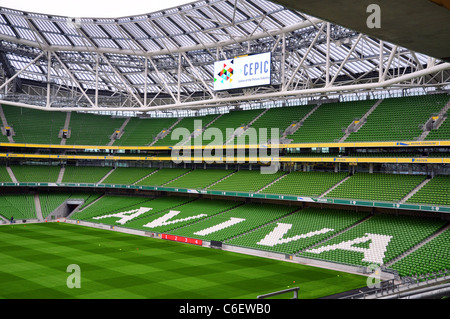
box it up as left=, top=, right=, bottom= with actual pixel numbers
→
left=0, top=222, right=368, bottom=299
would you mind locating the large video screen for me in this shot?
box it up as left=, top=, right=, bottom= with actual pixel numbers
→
left=213, top=52, right=271, bottom=91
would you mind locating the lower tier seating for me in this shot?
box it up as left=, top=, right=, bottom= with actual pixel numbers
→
left=260, top=171, right=348, bottom=197
left=0, top=193, right=36, bottom=220
left=226, top=207, right=369, bottom=255
left=167, top=202, right=297, bottom=242
left=390, top=228, right=450, bottom=278
left=298, top=214, right=446, bottom=267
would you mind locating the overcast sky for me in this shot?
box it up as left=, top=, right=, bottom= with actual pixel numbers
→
left=0, top=0, right=195, bottom=17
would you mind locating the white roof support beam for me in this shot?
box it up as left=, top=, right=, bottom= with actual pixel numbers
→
left=283, top=22, right=326, bottom=91
left=327, top=33, right=363, bottom=87
left=52, top=51, right=96, bottom=108
left=146, top=56, right=177, bottom=104
left=2, top=61, right=448, bottom=112
left=181, top=52, right=215, bottom=99
left=0, top=51, right=45, bottom=91
left=100, top=53, right=144, bottom=107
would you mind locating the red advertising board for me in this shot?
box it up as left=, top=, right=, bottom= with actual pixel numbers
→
left=161, top=234, right=203, bottom=246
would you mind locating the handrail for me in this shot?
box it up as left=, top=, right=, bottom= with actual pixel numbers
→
left=257, top=287, right=300, bottom=299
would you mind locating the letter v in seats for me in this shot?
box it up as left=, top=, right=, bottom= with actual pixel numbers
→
left=256, top=223, right=334, bottom=247
left=143, top=210, right=207, bottom=229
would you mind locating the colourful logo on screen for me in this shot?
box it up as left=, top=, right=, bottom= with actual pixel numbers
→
left=215, top=61, right=234, bottom=84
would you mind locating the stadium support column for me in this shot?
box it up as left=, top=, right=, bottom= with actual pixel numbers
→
left=46, top=51, right=51, bottom=108
left=95, top=54, right=99, bottom=107
left=369, top=163, right=374, bottom=174
left=177, top=54, right=181, bottom=104
left=281, top=33, right=286, bottom=91
left=379, top=41, right=384, bottom=82
left=326, top=22, right=330, bottom=87
left=144, top=57, right=148, bottom=107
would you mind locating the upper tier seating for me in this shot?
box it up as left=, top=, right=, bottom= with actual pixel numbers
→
left=287, top=100, right=375, bottom=143
left=1, top=94, right=448, bottom=147
left=233, top=104, right=316, bottom=145
left=65, top=112, right=125, bottom=146
left=153, top=114, right=218, bottom=146
left=113, top=117, right=178, bottom=146
left=346, top=94, right=449, bottom=142
left=2, top=104, right=66, bottom=145
left=202, top=108, right=264, bottom=145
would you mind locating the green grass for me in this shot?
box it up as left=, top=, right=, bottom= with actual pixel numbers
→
left=0, top=222, right=367, bottom=299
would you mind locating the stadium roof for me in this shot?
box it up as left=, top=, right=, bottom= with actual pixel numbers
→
left=0, top=0, right=195, bottom=18
left=0, top=0, right=448, bottom=112
left=274, top=0, right=450, bottom=63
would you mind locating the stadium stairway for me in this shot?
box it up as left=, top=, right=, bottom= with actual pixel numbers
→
left=108, top=117, right=131, bottom=146
left=98, top=167, right=116, bottom=184
left=432, top=115, right=449, bottom=132
left=256, top=172, right=288, bottom=193
left=34, top=194, right=43, bottom=221
left=148, top=118, right=183, bottom=146
left=224, top=108, right=268, bottom=145
left=282, top=104, right=320, bottom=140
left=132, top=169, right=160, bottom=185
left=57, top=166, right=66, bottom=184
left=6, top=166, right=18, bottom=183
left=0, top=105, right=14, bottom=143
left=339, top=99, right=383, bottom=142
left=179, top=113, right=223, bottom=146
left=399, top=178, right=432, bottom=204
left=418, top=98, right=450, bottom=140
left=161, top=169, right=193, bottom=186
left=73, top=193, right=105, bottom=213
left=384, top=223, right=450, bottom=268
left=60, top=112, right=71, bottom=145
left=319, top=175, right=352, bottom=198
left=204, top=170, right=237, bottom=189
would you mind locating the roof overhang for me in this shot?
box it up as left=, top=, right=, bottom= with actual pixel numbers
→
left=271, top=0, right=450, bottom=62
